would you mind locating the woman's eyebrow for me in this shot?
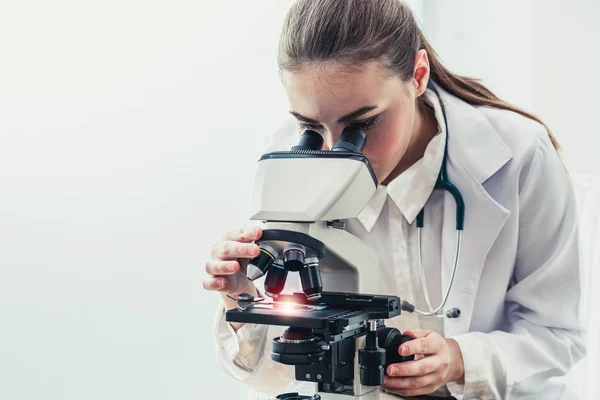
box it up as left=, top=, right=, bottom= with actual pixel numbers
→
left=290, top=111, right=319, bottom=124
left=290, top=105, right=378, bottom=124
left=336, top=106, right=378, bottom=123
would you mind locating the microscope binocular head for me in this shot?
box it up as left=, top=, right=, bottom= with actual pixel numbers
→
left=250, top=127, right=377, bottom=223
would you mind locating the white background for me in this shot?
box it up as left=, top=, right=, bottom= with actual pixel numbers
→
left=422, top=1, right=600, bottom=177
left=0, top=1, right=598, bottom=399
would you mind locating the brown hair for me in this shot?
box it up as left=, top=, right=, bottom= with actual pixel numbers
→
left=277, top=0, right=560, bottom=152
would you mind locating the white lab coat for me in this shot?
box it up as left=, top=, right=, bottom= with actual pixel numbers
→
left=213, top=85, right=585, bottom=399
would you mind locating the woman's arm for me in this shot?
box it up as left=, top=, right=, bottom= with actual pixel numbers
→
left=212, top=297, right=305, bottom=396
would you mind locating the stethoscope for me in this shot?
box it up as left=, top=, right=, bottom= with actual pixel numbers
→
left=400, top=81, right=465, bottom=319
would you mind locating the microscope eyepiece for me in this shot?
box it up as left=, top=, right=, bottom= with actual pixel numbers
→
left=291, top=130, right=324, bottom=151
left=331, top=127, right=367, bottom=153
left=247, top=243, right=278, bottom=281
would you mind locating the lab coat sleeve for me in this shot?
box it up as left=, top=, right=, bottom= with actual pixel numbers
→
left=212, top=296, right=306, bottom=396
left=446, top=133, right=586, bottom=399
left=211, top=118, right=309, bottom=397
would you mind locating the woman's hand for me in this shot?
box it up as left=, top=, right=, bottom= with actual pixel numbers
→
left=203, top=226, right=262, bottom=297
left=203, top=226, right=264, bottom=331
left=382, top=329, right=465, bottom=397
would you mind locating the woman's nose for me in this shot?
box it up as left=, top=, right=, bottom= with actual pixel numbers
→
left=322, top=134, right=338, bottom=151
left=321, top=128, right=342, bottom=151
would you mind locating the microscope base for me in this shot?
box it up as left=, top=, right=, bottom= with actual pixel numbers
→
left=318, top=388, right=380, bottom=400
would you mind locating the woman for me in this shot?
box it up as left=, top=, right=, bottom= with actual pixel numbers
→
left=204, top=1, right=585, bottom=399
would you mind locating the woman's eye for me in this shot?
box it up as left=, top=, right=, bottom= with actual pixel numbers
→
left=298, top=115, right=379, bottom=132
left=349, top=115, right=379, bottom=131
left=299, top=122, right=322, bottom=131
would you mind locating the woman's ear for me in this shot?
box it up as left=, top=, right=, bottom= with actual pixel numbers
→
left=412, top=49, right=430, bottom=97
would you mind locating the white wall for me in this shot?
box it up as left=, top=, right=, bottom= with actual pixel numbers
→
left=1, top=1, right=597, bottom=400
left=531, top=0, right=600, bottom=176
left=0, top=1, right=295, bottom=399
left=418, top=1, right=534, bottom=110
left=419, top=0, right=600, bottom=175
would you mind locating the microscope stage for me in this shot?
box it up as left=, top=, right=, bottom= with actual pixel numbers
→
left=225, top=303, right=359, bottom=330
left=226, top=291, right=401, bottom=334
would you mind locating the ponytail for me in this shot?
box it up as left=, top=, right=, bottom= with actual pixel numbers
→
left=417, top=30, right=562, bottom=153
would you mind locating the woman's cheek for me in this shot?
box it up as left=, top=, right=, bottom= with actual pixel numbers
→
left=365, top=130, right=395, bottom=162
left=365, top=124, right=409, bottom=181
left=363, top=136, right=389, bottom=180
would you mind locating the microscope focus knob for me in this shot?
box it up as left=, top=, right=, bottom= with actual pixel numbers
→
left=358, top=347, right=386, bottom=386
left=359, top=321, right=386, bottom=386
left=377, top=327, right=415, bottom=371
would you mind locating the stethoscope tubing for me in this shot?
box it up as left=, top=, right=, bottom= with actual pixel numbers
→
left=408, top=80, right=464, bottom=319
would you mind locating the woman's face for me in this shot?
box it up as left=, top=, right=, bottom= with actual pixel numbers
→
left=281, top=60, right=423, bottom=185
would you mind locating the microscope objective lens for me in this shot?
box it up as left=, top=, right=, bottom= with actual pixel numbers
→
left=264, top=260, right=287, bottom=298
left=247, top=242, right=278, bottom=281
left=300, top=259, right=323, bottom=300
left=283, top=243, right=306, bottom=272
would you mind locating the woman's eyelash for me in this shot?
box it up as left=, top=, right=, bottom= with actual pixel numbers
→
left=298, top=115, right=380, bottom=131
left=350, top=115, right=379, bottom=130
left=298, top=122, right=322, bottom=131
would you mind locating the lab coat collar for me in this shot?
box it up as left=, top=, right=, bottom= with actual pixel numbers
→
left=356, top=84, right=513, bottom=233
left=356, top=88, right=446, bottom=232
left=436, top=85, right=513, bottom=184
left=356, top=184, right=388, bottom=233
left=386, top=89, right=447, bottom=225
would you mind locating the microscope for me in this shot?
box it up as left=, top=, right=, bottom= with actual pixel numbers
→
left=225, top=128, right=415, bottom=399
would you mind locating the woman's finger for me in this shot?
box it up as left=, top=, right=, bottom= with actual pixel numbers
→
left=384, top=382, right=443, bottom=398
left=212, top=240, right=260, bottom=260
left=387, top=356, right=440, bottom=377
left=382, top=371, right=441, bottom=391
left=399, top=330, right=443, bottom=356
left=202, top=276, right=226, bottom=291
left=205, top=260, right=240, bottom=276
left=221, top=226, right=262, bottom=243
